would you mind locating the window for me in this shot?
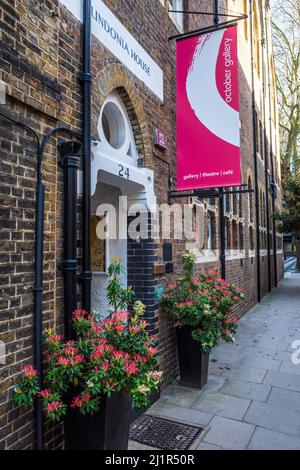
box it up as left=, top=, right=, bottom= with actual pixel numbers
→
left=259, top=120, right=264, bottom=160
left=239, top=191, right=243, bottom=218
left=271, top=57, right=277, bottom=126
left=224, top=191, right=231, bottom=213
left=97, top=91, right=138, bottom=166
left=232, top=221, right=238, bottom=250
left=255, top=110, right=260, bottom=154
left=248, top=176, right=254, bottom=223
left=243, top=0, right=248, bottom=40
left=253, top=1, right=261, bottom=78
left=223, top=193, right=228, bottom=213
left=233, top=187, right=239, bottom=215
left=259, top=189, right=263, bottom=226
left=171, top=0, right=183, bottom=29
left=225, top=219, right=231, bottom=250
left=206, top=212, right=216, bottom=250
left=250, top=226, right=255, bottom=251
left=239, top=222, right=244, bottom=250
left=102, top=102, right=126, bottom=150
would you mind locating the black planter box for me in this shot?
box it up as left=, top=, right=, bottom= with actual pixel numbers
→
left=64, top=390, right=132, bottom=450
left=176, top=326, right=209, bottom=389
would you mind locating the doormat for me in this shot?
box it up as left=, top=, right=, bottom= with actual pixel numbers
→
left=129, top=415, right=203, bottom=450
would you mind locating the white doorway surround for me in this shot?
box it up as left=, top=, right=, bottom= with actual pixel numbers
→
left=78, top=91, right=156, bottom=316
left=91, top=91, right=156, bottom=210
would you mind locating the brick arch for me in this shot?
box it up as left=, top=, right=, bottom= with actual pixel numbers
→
left=92, top=63, right=153, bottom=169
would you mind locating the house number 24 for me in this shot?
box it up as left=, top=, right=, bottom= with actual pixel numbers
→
left=118, top=164, right=130, bottom=179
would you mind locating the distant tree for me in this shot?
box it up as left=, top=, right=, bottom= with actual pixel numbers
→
left=274, top=175, right=300, bottom=267
left=271, top=0, right=300, bottom=179
left=272, top=0, right=300, bottom=264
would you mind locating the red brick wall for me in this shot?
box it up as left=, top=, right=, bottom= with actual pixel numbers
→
left=0, top=0, right=283, bottom=449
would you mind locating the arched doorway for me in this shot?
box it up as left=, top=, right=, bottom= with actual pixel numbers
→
left=90, top=90, right=156, bottom=317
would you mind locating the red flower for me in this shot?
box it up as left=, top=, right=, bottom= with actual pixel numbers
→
left=176, top=302, right=186, bottom=309
left=90, top=345, right=105, bottom=361
left=103, top=319, right=113, bottom=331
left=125, top=362, right=139, bottom=375
left=72, top=354, right=84, bottom=365
left=91, top=322, right=102, bottom=334
left=56, top=356, right=70, bottom=367
left=45, top=401, right=64, bottom=413
left=100, top=360, right=110, bottom=373
left=47, top=335, right=63, bottom=344
left=71, top=392, right=91, bottom=409
left=22, top=365, right=37, bottom=379
left=64, top=346, right=78, bottom=356
left=112, top=351, right=129, bottom=361
left=147, top=347, right=157, bottom=358
left=129, top=325, right=141, bottom=334
left=72, top=309, right=88, bottom=320
left=113, top=311, right=129, bottom=323
left=135, top=354, right=148, bottom=364
left=38, top=389, right=51, bottom=399
left=114, top=324, right=125, bottom=335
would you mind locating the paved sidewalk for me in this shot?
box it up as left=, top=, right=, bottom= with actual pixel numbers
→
left=130, top=273, right=300, bottom=450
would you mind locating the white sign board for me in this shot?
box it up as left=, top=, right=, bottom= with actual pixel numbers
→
left=60, top=0, right=164, bottom=101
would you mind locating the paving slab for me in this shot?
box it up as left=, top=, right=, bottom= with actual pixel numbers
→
left=240, top=355, right=281, bottom=371
left=244, top=401, right=300, bottom=437
left=193, top=392, right=250, bottom=420
left=279, top=360, right=300, bottom=376
left=197, top=442, right=223, bottom=450
left=201, top=375, right=226, bottom=394
left=219, top=378, right=271, bottom=402
left=154, top=403, right=213, bottom=427
left=160, top=384, right=200, bottom=408
left=130, top=274, right=300, bottom=450
left=202, top=416, right=255, bottom=450
left=209, top=363, right=267, bottom=383
left=267, top=387, right=300, bottom=413
left=248, top=427, right=300, bottom=450
left=263, top=369, right=300, bottom=392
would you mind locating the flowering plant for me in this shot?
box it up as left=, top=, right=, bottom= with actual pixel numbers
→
left=163, top=254, right=244, bottom=352
left=13, top=263, right=161, bottom=422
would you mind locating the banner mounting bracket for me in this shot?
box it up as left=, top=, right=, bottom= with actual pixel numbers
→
left=168, top=15, right=248, bottom=42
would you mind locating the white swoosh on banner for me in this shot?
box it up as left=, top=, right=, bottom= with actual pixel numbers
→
left=186, top=30, right=240, bottom=147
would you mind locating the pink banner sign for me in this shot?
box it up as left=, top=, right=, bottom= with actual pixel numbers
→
left=176, top=25, right=241, bottom=190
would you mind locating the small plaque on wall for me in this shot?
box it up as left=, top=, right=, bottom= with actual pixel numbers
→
left=154, top=129, right=167, bottom=150
left=153, top=262, right=165, bottom=276
left=154, top=285, right=165, bottom=304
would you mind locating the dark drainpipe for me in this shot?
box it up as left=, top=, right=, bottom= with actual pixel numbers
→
left=261, top=23, right=272, bottom=292
left=264, top=2, right=278, bottom=287
left=249, top=0, right=261, bottom=302
left=58, top=141, right=81, bottom=340
left=214, top=0, right=219, bottom=25
left=0, top=107, right=82, bottom=448
left=81, top=0, right=92, bottom=312
left=0, top=108, right=44, bottom=450
left=214, top=0, right=227, bottom=279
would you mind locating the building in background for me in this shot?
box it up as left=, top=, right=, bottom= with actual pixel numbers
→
left=0, top=0, right=283, bottom=449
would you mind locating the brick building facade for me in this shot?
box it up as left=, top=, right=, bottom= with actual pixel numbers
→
left=0, top=0, right=283, bottom=449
